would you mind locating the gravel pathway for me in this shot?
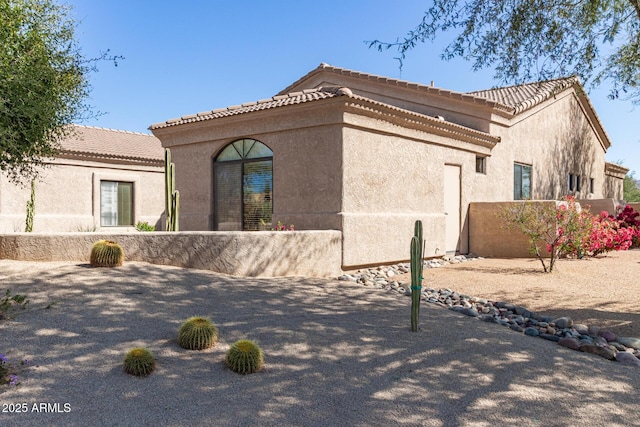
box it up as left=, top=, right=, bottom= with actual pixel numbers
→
left=0, top=256, right=639, bottom=426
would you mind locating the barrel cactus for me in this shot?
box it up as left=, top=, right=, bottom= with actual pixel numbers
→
left=225, top=339, right=264, bottom=374
left=178, top=316, right=218, bottom=350
left=123, top=347, right=156, bottom=377
left=90, top=240, right=124, bottom=267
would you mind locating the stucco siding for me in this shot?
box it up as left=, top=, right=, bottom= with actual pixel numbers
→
left=157, top=103, right=345, bottom=232
left=0, top=159, right=164, bottom=232
left=340, top=120, right=483, bottom=267
left=488, top=90, right=607, bottom=201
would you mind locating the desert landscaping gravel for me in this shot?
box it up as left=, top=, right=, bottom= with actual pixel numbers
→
left=1, top=250, right=639, bottom=426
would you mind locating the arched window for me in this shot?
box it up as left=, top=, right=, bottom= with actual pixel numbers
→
left=213, top=139, right=273, bottom=230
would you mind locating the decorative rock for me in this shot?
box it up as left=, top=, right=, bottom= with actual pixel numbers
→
left=599, top=330, right=616, bottom=342
left=616, top=337, right=640, bottom=350
left=343, top=258, right=638, bottom=368
left=588, top=325, right=600, bottom=337
left=594, top=336, right=609, bottom=346
left=460, top=307, right=479, bottom=317
left=579, top=344, right=616, bottom=360
left=616, top=352, right=640, bottom=367
left=515, top=307, right=533, bottom=318
left=573, top=324, right=589, bottom=335
left=609, top=342, right=628, bottom=352
left=558, top=337, right=581, bottom=351
left=481, top=314, right=499, bottom=324
left=553, top=317, right=573, bottom=329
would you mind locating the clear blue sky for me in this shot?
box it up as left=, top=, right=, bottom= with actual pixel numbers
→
left=68, top=0, right=639, bottom=176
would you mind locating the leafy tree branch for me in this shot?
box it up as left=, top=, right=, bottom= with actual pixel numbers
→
left=0, top=0, right=122, bottom=185
left=368, top=0, right=640, bottom=102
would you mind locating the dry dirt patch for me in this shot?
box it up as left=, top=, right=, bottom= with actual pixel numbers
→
left=394, top=249, right=640, bottom=337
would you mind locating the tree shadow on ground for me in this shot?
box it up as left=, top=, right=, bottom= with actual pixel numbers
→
left=0, top=261, right=638, bottom=426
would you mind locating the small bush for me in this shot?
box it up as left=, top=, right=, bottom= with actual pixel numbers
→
left=0, top=289, right=29, bottom=320
left=617, top=205, right=640, bottom=248
left=0, top=354, right=29, bottom=386
left=178, top=317, right=218, bottom=350
left=123, top=348, right=156, bottom=377
left=135, top=221, right=155, bottom=232
left=90, top=240, right=124, bottom=267
left=226, top=340, right=264, bottom=374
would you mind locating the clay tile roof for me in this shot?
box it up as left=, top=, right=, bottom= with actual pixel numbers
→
left=60, top=125, right=164, bottom=164
left=149, top=87, right=352, bottom=129
left=468, top=76, right=579, bottom=114
left=277, top=63, right=499, bottom=107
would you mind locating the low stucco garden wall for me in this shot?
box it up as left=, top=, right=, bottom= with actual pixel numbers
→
left=0, top=231, right=342, bottom=277
left=468, top=201, right=559, bottom=258
left=578, top=198, right=625, bottom=216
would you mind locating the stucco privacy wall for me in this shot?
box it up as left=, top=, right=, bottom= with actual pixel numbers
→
left=578, top=198, right=625, bottom=216
left=0, top=230, right=342, bottom=277
left=468, top=201, right=561, bottom=258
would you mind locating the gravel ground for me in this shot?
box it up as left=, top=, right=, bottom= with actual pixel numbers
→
left=394, top=249, right=640, bottom=337
left=0, top=253, right=639, bottom=427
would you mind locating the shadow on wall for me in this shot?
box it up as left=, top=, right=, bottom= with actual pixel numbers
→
left=0, top=231, right=342, bottom=278
left=536, top=101, right=599, bottom=200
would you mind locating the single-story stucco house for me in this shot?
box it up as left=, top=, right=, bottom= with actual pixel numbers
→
left=0, top=125, right=165, bottom=232
left=149, top=63, right=625, bottom=268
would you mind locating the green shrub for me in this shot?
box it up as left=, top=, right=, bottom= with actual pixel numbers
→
left=225, top=339, right=264, bottom=374
left=90, top=240, right=124, bottom=267
left=178, top=317, right=218, bottom=350
left=0, top=289, right=29, bottom=320
left=135, top=221, right=155, bottom=232
left=123, top=348, right=155, bottom=377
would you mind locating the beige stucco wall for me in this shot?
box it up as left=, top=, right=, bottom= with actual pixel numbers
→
left=578, top=198, right=625, bottom=216
left=0, top=230, right=342, bottom=277
left=339, top=119, right=486, bottom=266
left=152, top=81, right=615, bottom=267
left=155, top=101, right=346, bottom=233
left=469, top=201, right=559, bottom=258
left=485, top=90, right=608, bottom=202
left=0, top=158, right=164, bottom=232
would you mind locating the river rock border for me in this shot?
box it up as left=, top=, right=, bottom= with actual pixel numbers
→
left=338, top=255, right=640, bottom=368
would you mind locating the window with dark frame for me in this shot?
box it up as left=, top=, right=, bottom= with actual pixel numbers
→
left=590, top=178, right=595, bottom=194
left=568, top=174, right=581, bottom=192
left=514, top=163, right=531, bottom=200
left=475, top=156, right=486, bottom=174
left=213, top=139, right=273, bottom=231
left=100, top=181, right=133, bottom=226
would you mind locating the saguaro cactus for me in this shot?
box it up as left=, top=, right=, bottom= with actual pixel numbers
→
left=164, top=148, right=180, bottom=231
left=410, top=220, right=425, bottom=332
left=25, top=179, right=35, bottom=232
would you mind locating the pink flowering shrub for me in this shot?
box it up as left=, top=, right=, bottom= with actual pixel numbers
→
left=554, top=197, right=593, bottom=259
left=504, top=197, right=638, bottom=272
left=273, top=221, right=294, bottom=231
left=556, top=201, right=638, bottom=257
left=587, top=212, right=633, bottom=255
left=616, top=205, right=640, bottom=248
